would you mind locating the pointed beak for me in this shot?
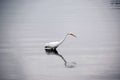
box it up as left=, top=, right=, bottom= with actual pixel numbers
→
left=71, top=33, right=77, bottom=38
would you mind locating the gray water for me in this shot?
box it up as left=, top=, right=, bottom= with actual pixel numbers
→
left=0, top=0, right=120, bottom=80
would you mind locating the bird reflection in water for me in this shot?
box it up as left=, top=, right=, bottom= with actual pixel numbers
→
left=45, top=49, right=76, bottom=68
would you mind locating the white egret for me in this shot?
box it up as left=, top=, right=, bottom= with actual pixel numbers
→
left=45, top=32, right=77, bottom=49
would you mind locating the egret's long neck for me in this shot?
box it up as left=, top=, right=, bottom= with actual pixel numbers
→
left=59, top=34, right=68, bottom=45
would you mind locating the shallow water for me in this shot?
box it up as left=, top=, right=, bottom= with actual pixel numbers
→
left=0, top=0, right=120, bottom=80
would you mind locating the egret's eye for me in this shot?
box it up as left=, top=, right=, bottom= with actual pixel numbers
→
left=70, top=33, right=77, bottom=38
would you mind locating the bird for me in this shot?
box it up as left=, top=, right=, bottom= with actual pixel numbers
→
left=45, top=32, right=77, bottom=49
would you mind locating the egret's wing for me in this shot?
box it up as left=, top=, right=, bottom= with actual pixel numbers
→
left=45, top=41, right=60, bottom=48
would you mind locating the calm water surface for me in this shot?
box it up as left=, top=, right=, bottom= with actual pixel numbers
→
left=0, top=0, right=120, bottom=80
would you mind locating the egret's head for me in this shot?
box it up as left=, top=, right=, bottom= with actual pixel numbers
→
left=68, top=32, right=77, bottom=38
